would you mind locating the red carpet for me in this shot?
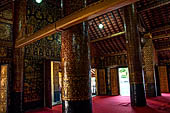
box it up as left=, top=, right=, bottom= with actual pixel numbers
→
left=27, top=93, right=170, bottom=113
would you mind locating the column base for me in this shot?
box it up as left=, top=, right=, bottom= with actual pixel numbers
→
left=62, top=99, right=92, bottom=113
left=11, top=92, right=23, bottom=113
left=146, top=83, right=157, bottom=97
left=130, top=83, right=146, bottom=106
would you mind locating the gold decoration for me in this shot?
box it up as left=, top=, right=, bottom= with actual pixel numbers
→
left=0, top=24, right=11, bottom=41
left=0, top=65, right=8, bottom=113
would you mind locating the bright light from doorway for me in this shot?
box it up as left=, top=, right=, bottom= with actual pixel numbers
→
left=118, top=67, right=130, bottom=96
left=98, top=24, right=104, bottom=29
left=36, top=0, right=42, bottom=3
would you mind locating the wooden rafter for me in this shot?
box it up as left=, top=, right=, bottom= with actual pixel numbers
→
left=114, top=38, right=123, bottom=51
left=97, top=17, right=108, bottom=36
left=90, top=31, right=125, bottom=43
left=110, top=38, right=120, bottom=52
left=91, top=22, right=100, bottom=38
left=93, top=19, right=104, bottom=37
left=106, top=13, right=115, bottom=33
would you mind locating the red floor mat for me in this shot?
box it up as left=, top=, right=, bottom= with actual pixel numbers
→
left=27, top=93, right=170, bottom=113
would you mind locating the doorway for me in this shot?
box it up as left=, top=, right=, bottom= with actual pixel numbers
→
left=91, top=68, right=97, bottom=96
left=51, top=61, right=62, bottom=106
left=118, top=67, right=130, bottom=96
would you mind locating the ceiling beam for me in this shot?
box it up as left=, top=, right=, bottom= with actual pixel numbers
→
left=15, top=0, right=138, bottom=48
left=157, top=48, right=170, bottom=52
left=102, top=51, right=127, bottom=57
left=90, top=31, right=125, bottom=43
left=152, top=33, right=170, bottom=40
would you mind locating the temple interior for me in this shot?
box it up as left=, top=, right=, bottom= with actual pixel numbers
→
left=0, top=0, right=170, bottom=113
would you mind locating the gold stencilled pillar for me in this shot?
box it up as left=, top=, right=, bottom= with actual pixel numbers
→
left=61, top=23, right=92, bottom=113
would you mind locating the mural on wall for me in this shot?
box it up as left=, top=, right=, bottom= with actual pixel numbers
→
left=26, top=0, right=61, bottom=34
left=25, top=32, right=61, bottom=59
left=24, top=57, right=44, bottom=110
left=0, top=9, right=13, bottom=24
left=0, top=23, right=12, bottom=41
left=0, top=22, right=13, bottom=62
left=23, top=0, right=62, bottom=109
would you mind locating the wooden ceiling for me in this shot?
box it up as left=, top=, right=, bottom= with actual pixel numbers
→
left=88, top=8, right=126, bottom=56
left=89, top=0, right=170, bottom=62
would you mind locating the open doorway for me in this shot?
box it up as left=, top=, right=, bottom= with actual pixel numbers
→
left=51, top=61, right=62, bottom=106
left=91, top=68, right=97, bottom=96
left=118, top=67, right=130, bottom=96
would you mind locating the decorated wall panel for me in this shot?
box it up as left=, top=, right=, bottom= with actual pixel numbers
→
left=0, top=23, right=12, bottom=41
left=63, top=0, right=84, bottom=16
left=24, top=0, right=62, bottom=110
left=0, top=22, right=13, bottom=63
left=25, top=32, right=61, bottom=60
left=23, top=57, right=44, bottom=110
left=26, top=0, right=61, bottom=34
left=0, top=20, right=13, bottom=113
left=92, top=54, right=127, bottom=68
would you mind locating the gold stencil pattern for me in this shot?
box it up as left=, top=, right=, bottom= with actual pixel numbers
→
left=0, top=65, right=8, bottom=113
left=0, top=24, right=11, bottom=41
left=61, top=24, right=91, bottom=101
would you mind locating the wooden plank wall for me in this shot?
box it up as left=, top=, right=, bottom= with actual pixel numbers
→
left=98, top=69, right=106, bottom=95
left=158, top=66, right=169, bottom=93
left=110, top=68, right=119, bottom=95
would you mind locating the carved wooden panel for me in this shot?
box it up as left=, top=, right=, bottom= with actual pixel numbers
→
left=158, top=66, right=169, bottom=93
left=0, top=65, right=8, bottom=113
left=98, top=69, right=106, bottom=95
left=110, top=68, right=119, bottom=95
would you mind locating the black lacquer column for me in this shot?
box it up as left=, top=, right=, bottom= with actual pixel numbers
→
left=61, top=22, right=92, bottom=113
left=124, top=4, right=146, bottom=106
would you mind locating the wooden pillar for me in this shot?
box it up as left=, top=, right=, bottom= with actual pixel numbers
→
left=12, top=48, right=24, bottom=113
left=124, top=4, right=146, bottom=106
left=61, top=22, right=92, bottom=113
left=143, top=39, right=157, bottom=97
left=61, top=1, right=92, bottom=113
left=12, top=0, right=26, bottom=112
